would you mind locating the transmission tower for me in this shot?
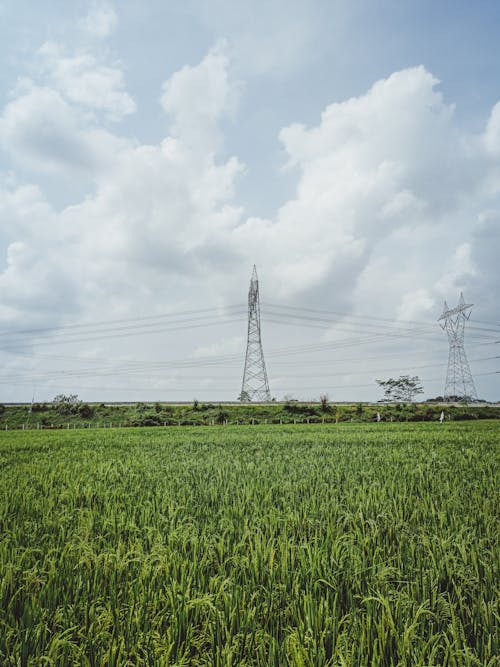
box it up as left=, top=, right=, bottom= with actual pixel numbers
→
left=240, top=265, right=271, bottom=402
left=438, top=293, right=478, bottom=401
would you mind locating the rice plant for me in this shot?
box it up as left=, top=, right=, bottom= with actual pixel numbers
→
left=0, top=422, right=498, bottom=665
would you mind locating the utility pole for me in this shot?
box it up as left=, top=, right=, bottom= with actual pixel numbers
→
left=438, top=293, right=478, bottom=401
left=240, top=266, right=271, bottom=402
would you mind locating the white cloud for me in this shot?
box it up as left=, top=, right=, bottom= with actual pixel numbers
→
left=0, top=42, right=245, bottom=340
left=397, top=289, right=436, bottom=321
left=38, top=41, right=136, bottom=121
left=0, top=22, right=135, bottom=178
left=160, top=41, right=240, bottom=152
left=0, top=187, right=81, bottom=331
left=226, top=67, right=466, bottom=305
left=222, top=64, right=500, bottom=343
left=1, top=37, right=500, bottom=399
left=434, top=243, right=476, bottom=297
left=79, top=1, right=117, bottom=39
left=483, top=102, right=500, bottom=156
left=467, top=211, right=500, bottom=314
left=193, top=335, right=243, bottom=358
left=3, top=58, right=499, bottom=325
left=0, top=183, right=55, bottom=238
left=0, top=82, right=130, bottom=174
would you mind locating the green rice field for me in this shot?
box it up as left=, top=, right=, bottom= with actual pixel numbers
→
left=0, top=422, right=499, bottom=665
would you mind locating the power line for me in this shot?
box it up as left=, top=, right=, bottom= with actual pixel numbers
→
left=0, top=315, right=247, bottom=351
left=0, top=304, right=246, bottom=338
left=261, top=310, right=499, bottom=344
left=1, top=300, right=497, bottom=355
left=2, top=298, right=498, bottom=347
left=3, top=370, right=498, bottom=394
left=3, top=352, right=496, bottom=386
left=1, top=293, right=498, bottom=401
left=263, top=302, right=500, bottom=335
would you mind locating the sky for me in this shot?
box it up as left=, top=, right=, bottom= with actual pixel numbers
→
left=0, top=0, right=499, bottom=404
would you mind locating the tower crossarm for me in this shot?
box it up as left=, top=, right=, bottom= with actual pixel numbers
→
left=438, top=292, right=473, bottom=321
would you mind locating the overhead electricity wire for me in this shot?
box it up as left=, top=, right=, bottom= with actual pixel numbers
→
left=3, top=319, right=497, bottom=375
left=262, top=302, right=500, bottom=336
left=261, top=309, right=499, bottom=342
left=2, top=298, right=498, bottom=401
left=3, top=370, right=498, bottom=394
left=1, top=301, right=497, bottom=359
left=4, top=355, right=497, bottom=385
left=1, top=315, right=247, bottom=351
left=0, top=304, right=247, bottom=338
left=0, top=303, right=500, bottom=344
left=2, top=299, right=498, bottom=347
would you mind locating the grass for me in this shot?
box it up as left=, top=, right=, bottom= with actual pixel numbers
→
left=0, top=422, right=499, bottom=665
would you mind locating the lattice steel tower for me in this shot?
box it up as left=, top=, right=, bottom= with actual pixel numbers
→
left=438, top=293, right=478, bottom=401
left=240, top=266, right=271, bottom=402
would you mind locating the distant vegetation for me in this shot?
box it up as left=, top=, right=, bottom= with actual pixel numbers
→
left=0, top=398, right=499, bottom=430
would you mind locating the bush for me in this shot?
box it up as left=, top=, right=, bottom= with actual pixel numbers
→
left=78, top=404, right=94, bottom=419
left=129, top=413, right=163, bottom=427
left=31, top=403, right=48, bottom=413
left=215, top=409, right=229, bottom=424
left=283, top=402, right=319, bottom=416
left=452, top=411, right=477, bottom=421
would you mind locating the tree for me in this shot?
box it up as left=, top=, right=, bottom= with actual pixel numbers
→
left=52, top=394, right=81, bottom=415
left=319, top=394, right=329, bottom=412
left=53, top=393, right=80, bottom=405
left=376, top=375, right=424, bottom=403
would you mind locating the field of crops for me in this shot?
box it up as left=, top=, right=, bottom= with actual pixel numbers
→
left=0, top=422, right=498, bottom=666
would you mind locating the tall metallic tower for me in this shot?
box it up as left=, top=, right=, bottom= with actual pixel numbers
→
left=240, top=266, right=271, bottom=402
left=438, top=293, right=478, bottom=401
